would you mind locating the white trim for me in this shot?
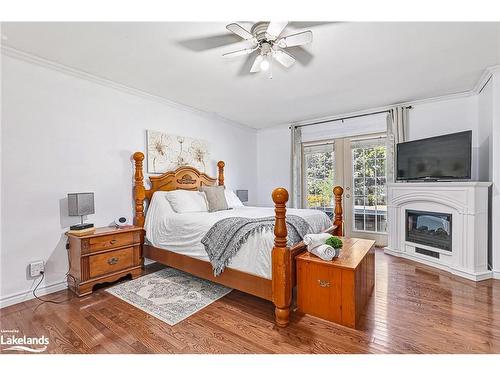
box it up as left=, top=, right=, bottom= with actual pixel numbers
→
left=287, top=65, right=500, bottom=129
left=1, top=45, right=255, bottom=133
left=493, top=270, right=500, bottom=280
left=473, top=64, right=500, bottom=94
left=384, top=247, right=493, bottom=282
left=0, top=279, right=68, bottom=309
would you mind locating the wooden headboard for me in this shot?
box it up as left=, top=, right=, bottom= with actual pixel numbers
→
left=132, top=152, right=224, bottom=227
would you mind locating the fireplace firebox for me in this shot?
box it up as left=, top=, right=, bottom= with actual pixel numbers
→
left=406, top=209, right=452, bottom=251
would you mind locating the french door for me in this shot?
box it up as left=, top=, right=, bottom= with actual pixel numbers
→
left=343, top=135, right=387, bottom=245
left=302, top=134, right=388, bottom=246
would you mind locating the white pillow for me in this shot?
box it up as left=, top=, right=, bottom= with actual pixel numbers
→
left=165, top=190, right=209, bottom=213
left=225, top=189, right=244, bottom=208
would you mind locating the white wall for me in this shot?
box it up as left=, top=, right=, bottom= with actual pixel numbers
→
left=0, top=54, right=257, bottom=306
left=478, top=80, right=493, bottom=181
left=256, top=125, right=291, bottom=206
left=256, top=95, right=481, bottom=206
left=408, top=96, right=479, bottom=179
left=490, top=71, right=500, bottom=277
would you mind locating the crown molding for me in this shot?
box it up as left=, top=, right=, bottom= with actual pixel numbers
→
left=288, top=65, right=499, bottom=129
left=290, top=90, right=474, bottom=128
left=1, top=45, right=256, bottom=133
left=473, top=64, right=500, bottom=94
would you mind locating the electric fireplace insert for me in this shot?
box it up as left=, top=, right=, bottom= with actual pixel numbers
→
left=406, top=209, right=452, bottom=251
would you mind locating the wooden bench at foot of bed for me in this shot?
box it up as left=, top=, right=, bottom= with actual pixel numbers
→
left=132, top=151, right=343, bottom=327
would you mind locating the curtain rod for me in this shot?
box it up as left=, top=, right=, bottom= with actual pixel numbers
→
left=292, top=106, right=413, bottom=129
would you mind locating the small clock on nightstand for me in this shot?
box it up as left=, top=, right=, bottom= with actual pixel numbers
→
left=65, top=226, right=144, bottom=296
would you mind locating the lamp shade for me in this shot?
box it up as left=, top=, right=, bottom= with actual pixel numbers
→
left=236, top=190, right=248, bottom=203
left=68, top=192, right=95, bottom=216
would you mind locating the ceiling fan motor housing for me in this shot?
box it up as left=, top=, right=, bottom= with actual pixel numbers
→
left=251, top=21, right=272, bottom=42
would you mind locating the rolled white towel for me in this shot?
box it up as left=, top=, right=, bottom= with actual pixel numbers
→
left=311, top=244, right=335, bottom=261
left=303, top=233, right=332, bottom=250
left=310, top=244, right=340, bottom=261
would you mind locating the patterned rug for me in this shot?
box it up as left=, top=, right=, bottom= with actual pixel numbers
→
left=107, top=267, right=232, bottom=325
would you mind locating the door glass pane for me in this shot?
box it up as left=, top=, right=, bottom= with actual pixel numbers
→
left=351, top=137, right=387, bottom=233
left=303, top=143, right=335, bottom=219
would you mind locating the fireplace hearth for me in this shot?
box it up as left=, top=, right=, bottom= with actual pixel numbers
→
left=406, top=209, right=452, bottom=251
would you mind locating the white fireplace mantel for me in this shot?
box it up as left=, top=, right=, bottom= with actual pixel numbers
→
left=384, top=181, right=492, bottom=281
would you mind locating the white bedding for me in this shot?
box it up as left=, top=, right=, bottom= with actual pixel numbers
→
left=145, top=192, right=332, bottom=279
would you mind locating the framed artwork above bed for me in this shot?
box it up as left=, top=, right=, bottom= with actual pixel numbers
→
left=147, top=130, right=210, bottom=174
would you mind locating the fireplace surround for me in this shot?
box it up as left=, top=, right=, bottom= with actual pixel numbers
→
left=384, top=181, right=491, bottom=281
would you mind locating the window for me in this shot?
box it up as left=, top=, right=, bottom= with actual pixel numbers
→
left=303, top=142, right=335, bottom=219
left=351, top=137, right=387, bottom=233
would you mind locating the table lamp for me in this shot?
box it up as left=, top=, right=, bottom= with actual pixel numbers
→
left=236, top=190, right=249, bottom=204
left=68, top=192, right=95, bottom=230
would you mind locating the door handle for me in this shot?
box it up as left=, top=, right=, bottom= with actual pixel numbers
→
left=318, top=279, right=331, bottom=288
left=346, top=194, right=351, bottom=198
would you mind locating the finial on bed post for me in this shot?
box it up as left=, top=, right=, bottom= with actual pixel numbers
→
left=333, top=186, right=344, bottom=236
left=217, top=161, right=225, bottom=186
left=272, top=187, right=291, bottom=328
left=133, top=152, right=146, bottom=227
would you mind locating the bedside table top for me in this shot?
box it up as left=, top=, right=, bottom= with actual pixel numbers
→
left=296, top=237, right=375, bottom=270
left=65, top=225, right=143, bottom=239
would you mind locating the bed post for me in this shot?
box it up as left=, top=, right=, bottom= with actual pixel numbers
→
left=217, top=161, right=225, bottom=186
left=272, top=187, right=291, bottom=328
left=333, top=185, right=344, bottom=236
left=133, top=152, right=146, bottom=227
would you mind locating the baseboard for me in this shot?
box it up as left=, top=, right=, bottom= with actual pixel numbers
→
left=0, top=279, right=68, bottom=309
left=384, top=248, right=492, bottom=281
left=383, top=247, right=401, bottom=256
left=493, top=270, right=500, bottom=280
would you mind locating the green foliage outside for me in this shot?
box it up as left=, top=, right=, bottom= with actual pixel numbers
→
left=305, top=150, right=334, bottom=208
left=305, top=144, right=387, bottom=209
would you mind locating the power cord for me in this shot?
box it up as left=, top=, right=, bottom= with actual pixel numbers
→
left=32, top=240, right=77, bottom=305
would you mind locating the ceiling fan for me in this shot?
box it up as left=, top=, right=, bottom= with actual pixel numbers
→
left=222, top=21, right=313, bottom=78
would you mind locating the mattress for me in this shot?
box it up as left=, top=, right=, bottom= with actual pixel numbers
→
left=144, top=191, right=332, bottom=279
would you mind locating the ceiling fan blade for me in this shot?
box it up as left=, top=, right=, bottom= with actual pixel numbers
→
left=266, top=21, right=288, bottom=39
left=226, top=23, right=254, bottom=40
left=273, top=50, right=295, bottom=68
left=178, top=33, right=242, bottom=51
left=278, top=30, right=313, bottom=48
left=223, top=46, right=258, bottom=58
left=250, top=54, right=264, bottom=73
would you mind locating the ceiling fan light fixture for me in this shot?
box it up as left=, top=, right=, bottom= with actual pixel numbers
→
left=260, top=56, right=270, bottom=71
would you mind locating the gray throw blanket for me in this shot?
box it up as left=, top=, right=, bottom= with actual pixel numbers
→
left=201, top=215, right=311, bottom=276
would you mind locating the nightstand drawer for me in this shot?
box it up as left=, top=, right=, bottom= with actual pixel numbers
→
left=89, top=247, right=134, bottom=278
left=89, top=232, right=134, bottom=252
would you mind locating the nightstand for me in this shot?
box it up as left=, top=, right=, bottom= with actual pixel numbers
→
left=66, top=226, right=144, bottom=296
left=296, top=238, right=375, bottom=328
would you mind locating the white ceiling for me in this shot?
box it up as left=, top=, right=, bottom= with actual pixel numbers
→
left=2, top=22, right=499, bottom=129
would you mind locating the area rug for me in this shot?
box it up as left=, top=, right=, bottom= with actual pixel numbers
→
left=107, top=267, right=232, bottom=325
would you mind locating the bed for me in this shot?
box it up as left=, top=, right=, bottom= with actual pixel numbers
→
left=132, top=152, right=344, bottom=327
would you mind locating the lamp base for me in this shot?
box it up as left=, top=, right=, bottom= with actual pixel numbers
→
left=70, top=223, right=94, bottom=231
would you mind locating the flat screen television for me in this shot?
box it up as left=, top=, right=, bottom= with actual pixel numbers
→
left=396, top=130, right=472, bottom=181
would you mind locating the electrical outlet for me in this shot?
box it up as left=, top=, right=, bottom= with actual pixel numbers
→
left=29, top=261, right=44, bottom=277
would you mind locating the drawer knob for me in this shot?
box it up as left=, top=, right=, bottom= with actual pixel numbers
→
left=107, top=257, right=119, bottom=265
left=109, top=239, right=117, bottom=245
left=318, top=279, right=330, bottom=288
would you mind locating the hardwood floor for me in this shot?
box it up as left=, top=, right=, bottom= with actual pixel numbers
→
left=1, top=249, right=499, bottom=354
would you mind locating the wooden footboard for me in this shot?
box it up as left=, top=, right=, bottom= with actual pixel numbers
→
left=271, top=186, right=344, bottom=327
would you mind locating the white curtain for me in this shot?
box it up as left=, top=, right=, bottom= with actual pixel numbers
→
left=386, top=107, right=409, bottom=183
left=290, top=125, right=302, bottom=208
